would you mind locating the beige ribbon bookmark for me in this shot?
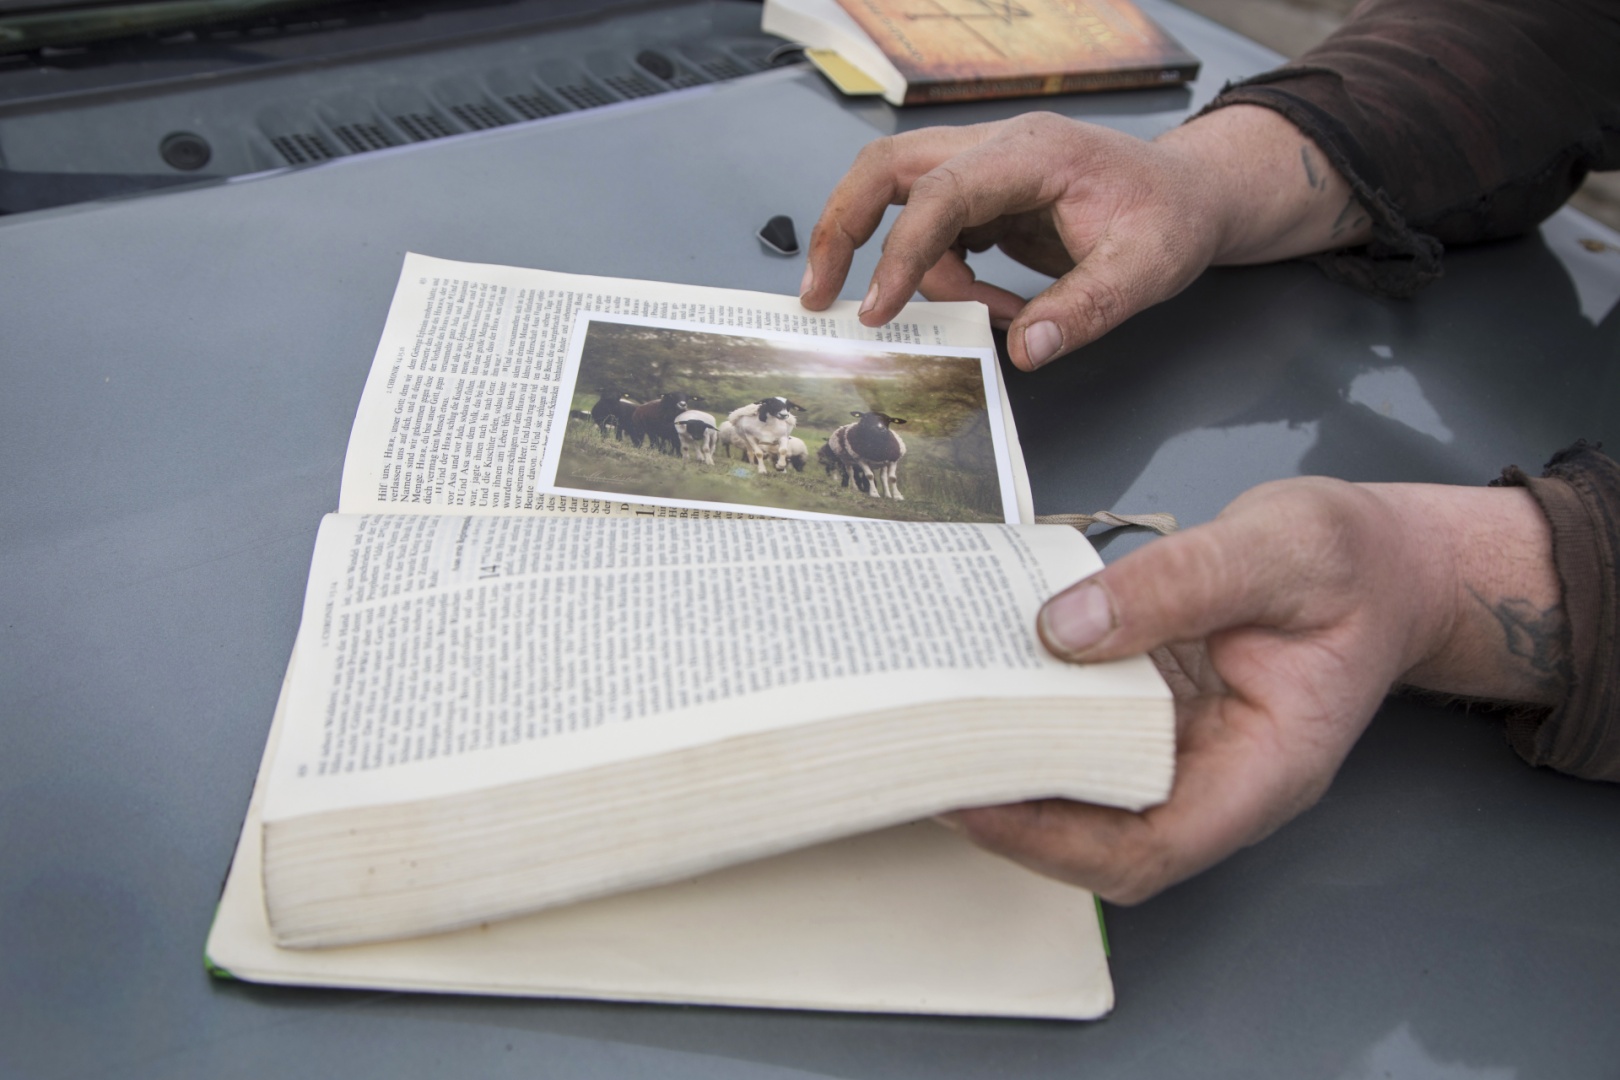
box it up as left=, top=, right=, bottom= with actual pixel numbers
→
left=1034, top=511, right=1179, bottom=536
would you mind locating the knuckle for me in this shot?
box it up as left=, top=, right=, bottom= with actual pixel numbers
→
left=1010, top=110, right=1062, bottom=137
left=1133, top=532, right=1217, bottom=600
left=851, top=136, right=895, bottom=171
left=806, top=215, right=838, bottom=252
left=889, top=171, right=972, bottom=271
left=907, top=167, right=963, bottom=211
left=1048, top=809, right=1165, bottom=903
left=1226, top=477, right=1367, bottom=579
left=808, top=213, right=853, bottom=257
left=1065, top=276, right=1130, bottom=340
left=1093, top=840, right=1176, bottom=905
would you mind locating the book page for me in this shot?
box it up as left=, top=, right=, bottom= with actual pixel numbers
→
left=263, top=514, right=1165, bottom=822
left=340, top=253, right=1032, bottom=523
left=209, top=654, right=1114, bottom=1020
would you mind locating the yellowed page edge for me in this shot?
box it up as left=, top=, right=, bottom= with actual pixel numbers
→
left=206, top=652, right=1114, bottom=1020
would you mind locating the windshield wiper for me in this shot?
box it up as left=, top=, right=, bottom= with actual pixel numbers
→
left=0, top=0, right=349, bottom=54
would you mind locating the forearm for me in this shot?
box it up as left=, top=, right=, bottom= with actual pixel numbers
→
left=1203, top=0, right=1620, bottom=297
left=1370, top=483, right=1566, bottom=706
left=1154, top=104, right=1370, bottom=266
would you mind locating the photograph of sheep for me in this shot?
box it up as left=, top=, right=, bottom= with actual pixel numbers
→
left=543, top=315, right=1019, bottom=522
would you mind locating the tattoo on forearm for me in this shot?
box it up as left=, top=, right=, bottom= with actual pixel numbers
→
left=1329, top=195, right=1369, bottom=240
left=1470, top=587, right=1571, bottom=698
left=1300, top=145, right=1325, bottom=191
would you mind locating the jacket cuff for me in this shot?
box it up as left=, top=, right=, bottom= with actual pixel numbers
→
left=1492, top=441, right=1620, bottom=781
left=1196, top=80, right=1443, bottom=300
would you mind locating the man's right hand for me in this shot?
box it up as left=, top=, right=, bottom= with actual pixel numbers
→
left=944, top=477, right=1565, bottom=903
left=800, top=106, right=1371, bottom=370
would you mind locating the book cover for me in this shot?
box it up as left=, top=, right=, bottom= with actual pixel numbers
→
left=773, top=0, right=1199, bottom=105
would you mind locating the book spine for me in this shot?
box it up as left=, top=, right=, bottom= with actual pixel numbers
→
left=902, top=64, right=1199, bottom=106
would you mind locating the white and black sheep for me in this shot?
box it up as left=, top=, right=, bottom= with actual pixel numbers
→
left=672, top=409, right=719, bottom=465
left=827, top=411, right=907, bottom=499
left=725, top=397, right=801, bottom=474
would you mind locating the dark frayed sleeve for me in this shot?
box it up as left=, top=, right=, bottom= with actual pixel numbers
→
left=1492, top=442, right=1620, bottom=782
left=1201, top=0, right=1620, bottom=298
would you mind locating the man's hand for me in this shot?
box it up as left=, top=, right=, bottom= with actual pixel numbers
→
left=944, top=479, right=1564, bottom=903
left=801, top=107, right=1371, bottom=370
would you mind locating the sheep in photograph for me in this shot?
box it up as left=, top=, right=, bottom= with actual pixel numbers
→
left=810, top=440, right=861, bottom=488
left=673, top=409, right=719, bottom=465
left=590, top=388, right=639, bottom=440
left=628, top=391, right=690, bottom=454
left=611, top=396, right=641, bottom=436
left=816, top=441, right=840, bottom=476
left=720, top=408, right=796, bottom=471
left=828, top=411, right=907, bottom=499
left=774, top=435, right=809, bottom=473
left=725, top=396, right=802, bottom=474
left=718, top=420, right=743, bottom=459
left=818, top=440, right=868, bottom=492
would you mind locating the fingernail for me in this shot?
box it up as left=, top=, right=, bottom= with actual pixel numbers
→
left=1039, top=582, right=1114, bottom=659
left=1023, top=320, right=1063, bottom=368
left=799, top=263, right=815, bottom=299
left=859, top=280, right=880, bottom=318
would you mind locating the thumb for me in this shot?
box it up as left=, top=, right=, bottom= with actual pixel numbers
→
left=1006, top=235, right=1204, bottom=371
left=1038, top=517, right=1281, bottom=663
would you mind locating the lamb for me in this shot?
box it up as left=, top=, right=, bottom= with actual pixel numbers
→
left=716, top=418, right=788, bottom=467
left=725, top=396, right=802, bottom=474
left=672, top=409, right=718, bottom=465
left=827, top=411, right=907, bottom=499
left=718, top=420, right=742, bottom=459
left=774, top=435, right=808, bottom=473
left=627, top=391, right=690, bottom=454
left=590, top=388, right=639, bottom=440
left=817, top=439, right=868, bottom=493
left=817, top=440, right=840, bottom=476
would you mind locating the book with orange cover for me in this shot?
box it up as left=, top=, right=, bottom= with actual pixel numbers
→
left=764, top=0, right=1199, bottom=106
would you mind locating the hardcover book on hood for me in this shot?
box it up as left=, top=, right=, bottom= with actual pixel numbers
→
left=764, top=0, right=1199, bottom=106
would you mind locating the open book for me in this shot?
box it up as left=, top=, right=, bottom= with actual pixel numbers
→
left=206, top=254, right=1175, bottom=1019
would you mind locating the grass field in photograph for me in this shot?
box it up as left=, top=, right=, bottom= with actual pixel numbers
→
left=555, top=414, right=1004, bottom=522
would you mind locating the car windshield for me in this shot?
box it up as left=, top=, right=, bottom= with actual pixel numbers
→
left=0, top=0, right=388, bottom=54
